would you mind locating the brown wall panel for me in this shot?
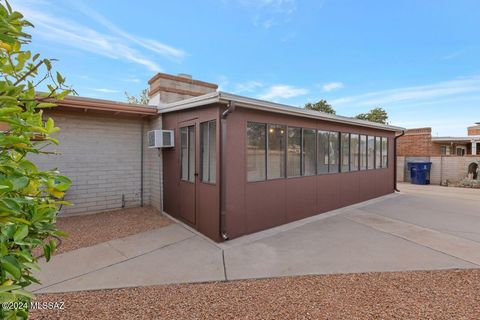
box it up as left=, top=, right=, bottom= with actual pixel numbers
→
left=162, top=105, right=222, bottom=241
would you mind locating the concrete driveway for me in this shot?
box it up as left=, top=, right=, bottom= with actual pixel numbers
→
left=33, top=183, right=480, bottom=293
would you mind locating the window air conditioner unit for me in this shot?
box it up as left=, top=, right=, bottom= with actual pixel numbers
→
left=147, top=130, right=174, bottom=148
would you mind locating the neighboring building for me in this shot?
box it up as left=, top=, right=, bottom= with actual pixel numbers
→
left=397, top=125, right=480, bottom=185
left=39, top=72, right=404, bottom=242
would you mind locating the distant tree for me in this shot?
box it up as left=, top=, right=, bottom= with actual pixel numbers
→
left=355, top=107, right=389, bottom=124
left=304, top=99, right=336, bottom=114
left=125, top=88, right=149, bottom=105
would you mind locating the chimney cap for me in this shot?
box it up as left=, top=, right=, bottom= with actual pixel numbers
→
left=177, top=73, right=192, bottom=79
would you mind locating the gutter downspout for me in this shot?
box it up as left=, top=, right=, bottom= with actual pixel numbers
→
left=140, top=121, right=144, bottom=207
left=220, top=101, right=236, bottom=241
left=394, top=130, right=405, bottom=192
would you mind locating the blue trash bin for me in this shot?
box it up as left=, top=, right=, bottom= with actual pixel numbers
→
left=407, top=161, right=432, bottom=185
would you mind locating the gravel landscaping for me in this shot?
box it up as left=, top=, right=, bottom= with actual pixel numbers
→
left=30, top=269, right=480, bottom=319
left=53, top=207, right=171, bottom=254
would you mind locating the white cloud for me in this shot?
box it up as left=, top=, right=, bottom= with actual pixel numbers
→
left=71, top=1, right=186, bottom=61
left=13, top=1, right=186, bottom=71
left=322, top=82, right=344, bottom=92
left=330, top=75, right=480, bottom=107
left=258, top=84, right=308, bottom=101
left=234, top=81, right=264, bottom=93
left=92, top=88, right=120, bottom=93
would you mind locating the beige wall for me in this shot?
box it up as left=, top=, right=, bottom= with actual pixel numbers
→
left=30, top=110, right=163, bottom=216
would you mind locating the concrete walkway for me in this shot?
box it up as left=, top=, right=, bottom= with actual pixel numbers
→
left=33, top=183, right=480, bottom=293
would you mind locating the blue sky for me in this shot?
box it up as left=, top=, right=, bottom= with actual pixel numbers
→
left=12, top=0, right=480, bottom=136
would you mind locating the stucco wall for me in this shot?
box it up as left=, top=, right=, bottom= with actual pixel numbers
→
left=30, top=110, right=162, bottom=216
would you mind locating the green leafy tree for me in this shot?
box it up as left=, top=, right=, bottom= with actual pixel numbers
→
left=0, top=1, right=73, bottom=318
left=125, top=88, right=149, bottom=105
left=355, top=107, right=389, bottom=124
left=304, top=99, right=336, bottom=114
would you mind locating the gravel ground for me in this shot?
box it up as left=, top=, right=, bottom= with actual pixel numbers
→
left=30, top=269, right=480, bottom=320
left=53, top=207, right=171, bottom=254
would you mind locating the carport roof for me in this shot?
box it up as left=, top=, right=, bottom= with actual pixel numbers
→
left=160, top=91, right=405, bottom=132
left=54, top=95, right=158, bottom=116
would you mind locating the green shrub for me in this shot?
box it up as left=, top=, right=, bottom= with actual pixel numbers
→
left=0, top=1, right=73, bottom=318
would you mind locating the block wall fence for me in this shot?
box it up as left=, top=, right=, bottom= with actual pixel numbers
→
left=397, top=156, right=480, bottom=185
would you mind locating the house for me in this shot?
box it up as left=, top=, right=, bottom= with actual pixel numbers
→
left=35, top=73, right=404, bottom=242
left=397, top=125, right=480, bottom=185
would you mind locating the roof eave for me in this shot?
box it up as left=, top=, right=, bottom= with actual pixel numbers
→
left=158, top=91, right=405, bottom=132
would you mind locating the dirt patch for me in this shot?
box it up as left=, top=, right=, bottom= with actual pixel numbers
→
left=53, top=206, right=171, bottom=254
left=30, top=269, right=480, bottom=320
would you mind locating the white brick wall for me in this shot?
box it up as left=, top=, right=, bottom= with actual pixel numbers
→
left=397, top=156, right=405, bottom=182
left=145, top=116, right=163, bottom=211
left=30, top=110, right=163, bottom=216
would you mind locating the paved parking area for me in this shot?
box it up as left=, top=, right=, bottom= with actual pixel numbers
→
left=33, top=183, right=480, bottom=293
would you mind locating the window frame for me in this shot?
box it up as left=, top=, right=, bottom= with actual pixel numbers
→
left=267, top=124, right=287, bottom=180
left=287, top=126, right=303, bottom=178
left=200, top=120, right=217, bottom=185
left=180, top=125, right=195, bottom=183
left=302, top=128, right=317, bottom=177
left=246, top=122, right=267, bottom=182
left=340, top=132, right=351, bottom=173
left=350, top=133, right=360, bottom=172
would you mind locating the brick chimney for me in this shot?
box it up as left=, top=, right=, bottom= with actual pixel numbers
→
left=467, top=123, right=480, bottom=136
left=148, top=73, right=218, bottom=105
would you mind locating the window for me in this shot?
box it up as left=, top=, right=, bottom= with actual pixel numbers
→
left=180, top=125, right=195, bottom=182
left=317, top=131, right=329, bottom=174
left=375, top=137, right=382, bottom=168
left=367, top=136, right=375, bottom=169
left=440, top=145, right=451, bottom=156
left=287, top=127, right=302, bottom=177
left=456, top=146, right=466, bottom=156
left=303, top=129, right=316, bottom=176
left=329, top=132, right=340, bottom=173
left=267, top=124, right=286, bottom=179
left=350, top=134, right=359, bottom=171
left=381, top=137, right=388, bottom=168
left=360, top=135, right=367, bottom=170
left=247, top=122, right=266, bottom=182
left=341, top=133, right=350, bottom=172
left=200, top=120, right=216, bottom=183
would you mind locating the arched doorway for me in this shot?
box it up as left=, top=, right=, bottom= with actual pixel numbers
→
left=468, top=162, right=478, bottom=180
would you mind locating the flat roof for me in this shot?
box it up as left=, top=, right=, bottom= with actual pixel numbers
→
left=432, top=136, right=480, bottom=143
left=55, top=95, right=158, bottom=116
left=159, top=91, right=405, bottom=132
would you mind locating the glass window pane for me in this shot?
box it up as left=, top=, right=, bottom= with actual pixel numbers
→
left=367, top=136, right=375, bottom=170
left=267, top=124, right=285, bottom=179
left=180, top=127, right=188, bottom=181
left=247, top=122, right=266, bottom=182
left=200, top=122, right=209, bottom=182
left=188, top=126, right=195, bottom=182
left=375, top=137, right=382, bottom=169
left=200, top=121, right=216, bottom=183
left=317, top=130, right=329, bottom=174
left=381, top=137, right=388, bottom=168
left=303, top=129, right=316, bottom=176
left=287, top=127, right=302, bottom=177
left=329, top=132, right=340, bottom=173
left=350, top=134, right=359, bottom=171
left=360, top=135, right=367, bottom=170
left=341, top=133, right=350, bottom=172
